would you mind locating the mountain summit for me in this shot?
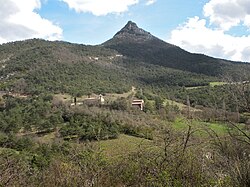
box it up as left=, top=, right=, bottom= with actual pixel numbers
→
left=113, top=21, right=154, bottom=41
left=104, top=21, right=170, bottom=46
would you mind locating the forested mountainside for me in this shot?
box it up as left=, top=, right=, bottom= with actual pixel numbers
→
left=0, top=41, right=213, bottom=96
left=0, top=39, right=131, bottom=95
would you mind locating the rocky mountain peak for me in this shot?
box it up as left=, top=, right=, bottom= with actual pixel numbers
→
left=113, top=21, right=154, bottom=41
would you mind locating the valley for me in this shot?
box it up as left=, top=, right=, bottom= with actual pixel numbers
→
left=0, top=21, right=250, bottom=186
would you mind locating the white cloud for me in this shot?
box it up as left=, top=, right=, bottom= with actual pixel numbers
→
left=0, top=0, right=62, bottom=44
left=0, top=37, right=7, bottom=44
left=204, top=0, right=250, bottom=31
left=146, top=0, right=156, bottom=6
left=169, top=0, right=250, bottom=62
left=169, top=17, right=250, bottom=62
left=61, top=0, right=139, bottom=16
left=241, top=46, right=250, bottom=61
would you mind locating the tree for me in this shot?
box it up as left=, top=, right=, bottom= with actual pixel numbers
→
left=13, top=78, right=27, bottom=93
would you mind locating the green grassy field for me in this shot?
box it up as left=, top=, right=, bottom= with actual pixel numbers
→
left=92, top=134, right=152, bottom=160
left=209, top=82, right=227, bottom=87
left=172, top=117, right=232, bottom=136
left=185, top=85, right=208, bottom=90
left=185, top=82, right=227, bottom=90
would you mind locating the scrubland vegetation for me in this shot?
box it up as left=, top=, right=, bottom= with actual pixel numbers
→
left=0, top=82, right=250, bottom=186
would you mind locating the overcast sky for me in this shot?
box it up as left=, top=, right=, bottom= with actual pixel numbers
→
left=1, top=0, right=250, bottom=62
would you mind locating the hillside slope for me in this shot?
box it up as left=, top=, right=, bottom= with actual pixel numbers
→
left=0, top=40, right=214, bottom=95
left=0, top=39, right=134, bottom=95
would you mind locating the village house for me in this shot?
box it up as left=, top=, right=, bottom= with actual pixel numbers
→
left=132, top=99, right=144, bottom=110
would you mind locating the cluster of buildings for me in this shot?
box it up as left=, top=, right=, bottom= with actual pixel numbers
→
left=71, top=94, right=144, bottom=110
